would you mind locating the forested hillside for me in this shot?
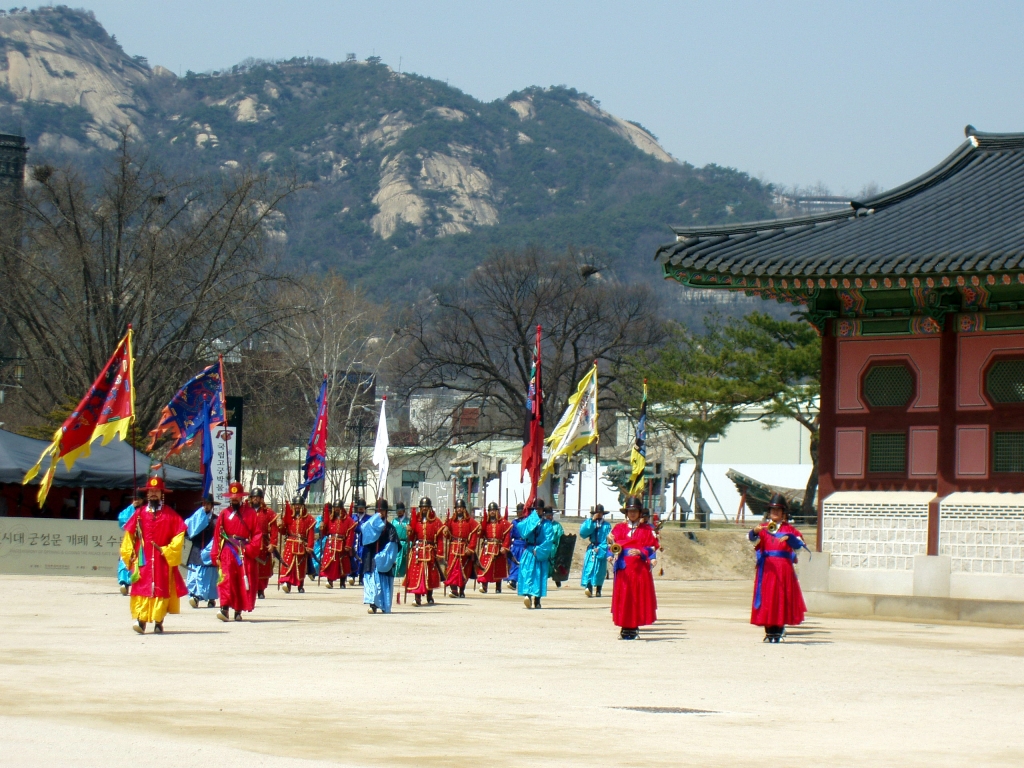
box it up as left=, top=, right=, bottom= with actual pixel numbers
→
left=0, top=6, right=777, bottom=305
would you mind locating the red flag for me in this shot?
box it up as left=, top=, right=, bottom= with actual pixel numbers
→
left=520, top=324, right=544, bottom=507
left=24, top=329, right=135, bottom=506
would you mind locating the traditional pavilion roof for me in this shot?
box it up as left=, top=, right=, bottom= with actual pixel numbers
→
left=655, top=127, right=1024, bottom=330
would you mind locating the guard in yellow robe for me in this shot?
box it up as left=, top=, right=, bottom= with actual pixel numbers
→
left=120, top=476, right=187, bottom=634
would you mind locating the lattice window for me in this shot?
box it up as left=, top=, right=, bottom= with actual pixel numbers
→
left=863, top=365, right=914, bottom=408
left=868, top=432, right=906, bottom=473
left=987, top=360, right=1024, bottom=403
left=993, top=431, right=1024, bottom=473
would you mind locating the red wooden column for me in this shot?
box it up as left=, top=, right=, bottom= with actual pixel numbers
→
left=931, top=312, right=959, bottom=555
left=816, top=319, right=838, bottom=552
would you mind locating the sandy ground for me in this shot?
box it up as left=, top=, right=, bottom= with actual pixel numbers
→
left=1, top=574, right=1023, bottom=767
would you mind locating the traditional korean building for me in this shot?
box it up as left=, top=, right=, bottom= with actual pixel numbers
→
left=656, top=127, right=1024, bottom=615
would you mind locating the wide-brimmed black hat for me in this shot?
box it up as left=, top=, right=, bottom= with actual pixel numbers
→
left=768, top=493, right=788, bottom=510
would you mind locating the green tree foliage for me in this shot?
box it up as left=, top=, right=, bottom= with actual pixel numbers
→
left=615, top=314, right=777, bottom=524
left=728, top=312, right=821, bottom=514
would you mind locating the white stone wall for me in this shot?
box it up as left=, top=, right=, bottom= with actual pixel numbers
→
left=939, top=494, right=1024, bottom=577
left=822, top=492, right=933, bottom=571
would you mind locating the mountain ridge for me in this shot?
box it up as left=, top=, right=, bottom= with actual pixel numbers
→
left=0, top=6, right=777, bottom=305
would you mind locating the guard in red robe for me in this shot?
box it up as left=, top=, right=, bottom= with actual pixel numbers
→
left=119, top=475, right=187, bottom=635
left=749, top=494, right=807, bottom=642
left=404, top=496, right=444, bottom=606
left=251, top=488, right=277, bottom=599
left=320, top=500, right=357, bottom=588
left=477, top=502, right=511, bottom=593
left=442, top=499, right=480, bottom=597
left=279, top=498, right=316, bottom=593
left=211, top=480, right=263, bottom=622
left=610, top=497, right=659, bottom=640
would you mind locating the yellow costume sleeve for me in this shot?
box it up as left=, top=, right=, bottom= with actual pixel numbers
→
left=120, top=531, right=135, bottom=567
left=160, top=531, right=186, bottom=567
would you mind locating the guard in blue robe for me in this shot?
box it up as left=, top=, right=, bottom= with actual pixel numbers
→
left=308, top=510, right=324, bottom=579
left=184, top=494, right=219, bottom=607
left=507, top=503, right=526, bottom=588
left=517, top=500, right=555, bottom=609
left=362, top=499, right=401, bottom=614
left=351, top=499, right=370, bottom=586
left=117, top=490, right=146, bottom=595
left=580, top=504, right=611, bottom=597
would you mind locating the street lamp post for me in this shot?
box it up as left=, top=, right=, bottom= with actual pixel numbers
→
left=351, top=404, right=376, bottom=503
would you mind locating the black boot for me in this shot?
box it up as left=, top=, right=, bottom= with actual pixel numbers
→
left=414, top=594, right=422, bottom=606
left=496, top=583, right=502, bottom=594
left=595, top=586, right=602, bottom=598
left=427, top=590, right=435, bottom=605
left=459, top=586, right=466, bottom=598
left=258, top=590, right=265, bottom=599
left=217, top=608, right=229, bottom=622
left=298, top=585, right=305, bottom=594
left=480, top=583, right=488, bottom=594
left=534, top=597, right=541, bottom=609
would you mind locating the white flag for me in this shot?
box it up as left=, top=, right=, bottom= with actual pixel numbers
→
left=372, top=397, right=390, bottom=497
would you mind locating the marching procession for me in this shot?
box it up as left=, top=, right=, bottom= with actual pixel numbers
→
left=116, top=476, right=809, bottom=642
left=27, top=325, right=809, bottom=645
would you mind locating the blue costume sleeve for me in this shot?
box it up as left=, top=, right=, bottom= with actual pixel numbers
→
left=518, top=511, right=542, bottom=541
left=117, top=504, right=136, bottom=530
left=579, top=518, right=595, bottom=538
left=184, top=507, right=211, bottom=538
left=361, top=514, right=385, bottom=546
left=374, top=541, right=400, bottom=572
left=201, top=540, right=214, bottom=566
left=747, top=529, right=759, bottom=543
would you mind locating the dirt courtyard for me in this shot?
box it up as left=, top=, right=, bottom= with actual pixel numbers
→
left=1, top=574, right=1023, bottom=767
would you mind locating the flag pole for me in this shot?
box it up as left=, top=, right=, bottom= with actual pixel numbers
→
left=129, top=324, right=137, bottom=495
left=218, top=354, right=232, bottom=482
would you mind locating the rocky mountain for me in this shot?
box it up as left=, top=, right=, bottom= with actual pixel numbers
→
left=0, top=6, right=777, bottom=303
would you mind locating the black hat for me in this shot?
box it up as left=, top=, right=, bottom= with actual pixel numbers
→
left=331, top=499, right=344, bottom=508
left=515, top=503, right=525, bottom=512
left=291, top=495, right=303, bottom=505
left=455, top=498, right=467, bottom=509
left=487, top=501, right=499, bottom=512
left=623, top=497, right=643, bottom=512
left=395, top=502, right=406, bottom=511
left=355, top=498, right=367, bottom=508
left=532, top=498, right=546, bottom=511
left=376, top=498, right=389, bottom=512
left=768, top=493, right=788, bottom=510
left=418, top=496, right=433, bottom=508
left=250, top=488, right=264, bottom=498
left=542, top=506, right=554, bottom=516
left=202, top=493, right=215, bottom=504
left=594, top=504, right=605, bottom=514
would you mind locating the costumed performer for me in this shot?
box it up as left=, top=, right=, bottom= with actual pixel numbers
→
left=119, top=476, right=187, bottom=635
left=362, top=498, right=401, bottom=614
left=184, top=493, right=219, bottom=608
left=211, top=480, right=262, bottom=622
left=580, top=504, right=611, bottom=598
left=506, top=503, right=527, bottom=590
left=320, top=499, right=357, bottom=588
left=477, top=502, right=511, bottom=593
left=442, top=498, right=479, bottom=598
left=252, top=488, right=277, bottom=599
left=749, top=494, right=807, bottom=643
left=391, top=502, right=410, bottom=582
left=518, top=499, right=555, bottom=609
left=404, top=496, right=444, bottom=606
left=279, top=497, right=316, bottom=593
left=609, top=497, right=658, bottom=640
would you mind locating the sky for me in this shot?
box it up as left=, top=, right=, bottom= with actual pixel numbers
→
left=75, top=0, right=1024, bottom=195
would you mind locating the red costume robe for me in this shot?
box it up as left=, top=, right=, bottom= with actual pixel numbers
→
left=610, top=521, right=659, bottom=629
left=279, top=508, right=316, bottom=587
left=254, top=504, right=278, bottom=592
left=404, top=510, right=444, bottom=595
left=442, top=515, right=480, bottom=589
left=749, top=522, right=807, bottom=627
left=119, top=503, right=188, bottom=623
left=321, top=512, right=357, bottom=582
left=210, top=503, right=262, bottom=612
left=477, top=517, right=512, bottom=583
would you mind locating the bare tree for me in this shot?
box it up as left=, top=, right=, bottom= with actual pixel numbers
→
left=0, top=130, right=303, bottom=433
left=397, top=247, right=663, bottom=447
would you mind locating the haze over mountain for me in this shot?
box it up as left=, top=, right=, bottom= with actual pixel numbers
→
left=0, top=6, right=777, bottom=306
